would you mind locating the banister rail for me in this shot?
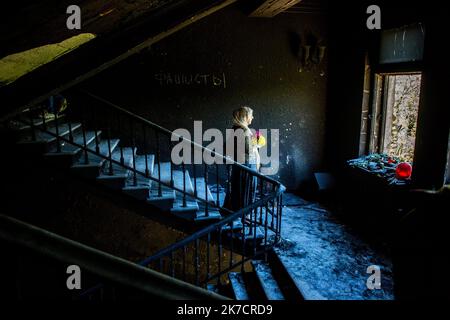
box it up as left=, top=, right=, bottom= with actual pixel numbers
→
left=0, top=214, right=229, bottom=300
left=10, top=119, right=236, bottom=215
left=6, top=90, right=286, bottom=296
left=136, top=186, right=284, bottom=286
left=139, top=187, right=283, bottom=267
left=80, top=89, right=281, bottom=186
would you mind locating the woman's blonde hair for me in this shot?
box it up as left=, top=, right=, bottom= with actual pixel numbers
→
left=232, top=106, right=253, bottom=131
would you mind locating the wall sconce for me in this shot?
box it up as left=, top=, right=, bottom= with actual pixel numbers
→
left=297, top=31, right=326, bottom=75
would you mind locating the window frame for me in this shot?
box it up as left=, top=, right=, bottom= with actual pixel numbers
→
left=367, top=71, right=422, bottom=161
left=360, top=45, right=425, bottom=157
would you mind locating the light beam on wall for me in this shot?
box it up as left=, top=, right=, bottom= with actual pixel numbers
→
left=0, top=33, right=96, bottom=87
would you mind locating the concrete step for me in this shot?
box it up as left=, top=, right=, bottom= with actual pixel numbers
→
left=151, top=163, right=205, bottom=217
left=171, top=205, right=222, bottom=222
left=123, top=184, right=150, bottom=201
left=252, top=260, right=285, bottom=300
left=152, top=162, right=216, bottom=205
left=122, top=154, right=155, bottom=200
left=147, top=185, right=176, bottom=211
left=228, top=272, right=249, bottom=300
left=170, top=170, right=199, bottom=216
left=102, top=146, right=137, bottom=176
left=208, top=184, right=227, bottom=207
left=151, top=162, right=193, bottom=193
left=230, top=225, right=264, bottom=241
left=12, top=114, right=66, bottom=132
left=169, top=169, right=196, bottom=197
left=97, top=147, right=136, bottom=190
left=190, top=206, right=222, bottom=222
left=192, top=176, right=216, bottom=205
left=268, top=248, right=326, bottom=301
left=174, top=187, right=222, bottom=222
left=71, top=138, right=120, bottom=178
left=170, top=197, right=199, bottom=216
left=150, top=162, right=173, bottom=184
left=18, top=122, right=81, bottom=143
left=221, top=218, right=243, bottom=231
left=133, top=154, right=155, bottom=180
left=16, top=122, right=82, bottom=154
left=46, top=130, right=101, bottom=155
left=43, top=130, right=100, bottom=167
left=221, top=225, right=265, bottom=258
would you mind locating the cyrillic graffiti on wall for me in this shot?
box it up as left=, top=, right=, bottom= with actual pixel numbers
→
left=154, top=72, right=227, bottom=88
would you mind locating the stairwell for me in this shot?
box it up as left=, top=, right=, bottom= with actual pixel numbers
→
left=10, top=114, right=219, bottom=222
left=0, top=0, right=303, bottom=300
left=224, top=249, right=307, bottom=300
left=0, top=92, right=301, bottom=300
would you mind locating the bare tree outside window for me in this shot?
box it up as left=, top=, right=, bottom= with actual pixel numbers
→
left=380, top=74, right=421, bottom=162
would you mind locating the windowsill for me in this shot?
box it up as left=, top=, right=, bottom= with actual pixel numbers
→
left=347, top=154, right=412, bottom=187
left=342, top=162, right=414, bottom=225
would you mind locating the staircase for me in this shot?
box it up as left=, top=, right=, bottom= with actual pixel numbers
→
left=212, top=248, right=308, bottom=301
left=8, top=109, right=220, bottom=222
left=3, top=90, right=287, bottom=300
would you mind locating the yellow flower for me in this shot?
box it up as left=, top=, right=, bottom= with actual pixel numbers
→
left=252, top=134, right=266, bottom=148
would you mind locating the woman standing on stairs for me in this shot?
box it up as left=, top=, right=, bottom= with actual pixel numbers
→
left=223, top=106, right=261, bottom=212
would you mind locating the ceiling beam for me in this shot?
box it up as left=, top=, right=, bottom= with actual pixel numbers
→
left=250, top=0, right=303, bottom=17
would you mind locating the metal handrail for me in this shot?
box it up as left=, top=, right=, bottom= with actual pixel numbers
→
left=138, top=187, right=284, bottom=267
left=80, top=90, right=281, bottom=185
left=16, top=91, right=285, bottom=214
left=11, top=92, right=286, bottom=293
left=13, top=119, right=235, bottom=214
left=0, top=214, right=229, bottom=300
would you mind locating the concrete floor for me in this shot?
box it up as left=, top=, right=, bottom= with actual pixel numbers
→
left=273, top=193, right=394, bottom=300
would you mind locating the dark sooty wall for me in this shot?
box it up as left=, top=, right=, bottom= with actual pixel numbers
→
left=83, top=4, right=328, bottom=191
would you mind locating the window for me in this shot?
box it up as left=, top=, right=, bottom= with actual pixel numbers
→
left=379, top=23, right=425, bottom=64
left=359, top=23, right=425, bottom=164
left=368, top=73, right=422, bottom=162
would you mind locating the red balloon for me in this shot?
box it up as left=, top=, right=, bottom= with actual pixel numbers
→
left=395, top=162, right=412, bottom=179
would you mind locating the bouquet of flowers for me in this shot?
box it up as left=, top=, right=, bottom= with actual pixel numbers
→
left=252, top=130, right=266, bottom=148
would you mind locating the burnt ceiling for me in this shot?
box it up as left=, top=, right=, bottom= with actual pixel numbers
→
left=0, top=0, right=239, bottom=119
left=0, top=0, right=330, bottom=119
left=0, top=0, right=329, bottom=59
left=283, top=0, right=328, bottom=14
left=0, top=0, right=179, bottom=58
